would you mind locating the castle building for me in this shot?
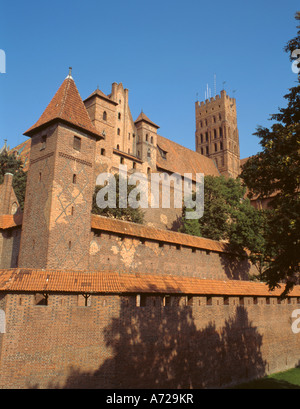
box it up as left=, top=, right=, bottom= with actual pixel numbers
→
left=0, top=71, right=299, bottom=389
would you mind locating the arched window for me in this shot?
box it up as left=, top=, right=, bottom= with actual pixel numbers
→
left=103, top=111, right=107, bottom=121
left=150, top=136, right=153, bottom=144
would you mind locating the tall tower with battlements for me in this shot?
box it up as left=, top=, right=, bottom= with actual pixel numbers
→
left=195, top=90, right=240, bottom=178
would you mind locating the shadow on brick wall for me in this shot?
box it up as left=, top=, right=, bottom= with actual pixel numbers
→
left=34, top=293, right=267, bottom=389
left=219, top=252, right=252, bottom=280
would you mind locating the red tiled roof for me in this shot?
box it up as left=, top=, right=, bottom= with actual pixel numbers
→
left=0, top=214, right=23, bottom=229
left=135, top=112, right=160, bottom=129
left=91, top=214, right=232, bottom=254
left=8, top=139, right=31, bottom=172
left=156, top=135, right=220, bottom=180
left=0, top=268, right=299, bottom=297
left=24, top=76, right=103, bottom=140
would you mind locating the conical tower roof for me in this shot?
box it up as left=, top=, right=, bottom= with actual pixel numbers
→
left=24, top=69, right=102, bottom=139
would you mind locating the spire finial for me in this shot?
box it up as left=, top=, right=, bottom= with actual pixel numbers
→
left=66, top=67, right=73, bottom=79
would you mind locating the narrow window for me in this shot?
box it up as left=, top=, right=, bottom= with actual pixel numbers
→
left=205, top=132, right=208, bottom=142
left=73, top=136, right=81, bottom=151
left=201, top=147, right=204, bottom=155
left=101, top=148, right=106, bottom=156
left=73, top=174, right=77, bottom=184
left=39, top=172, right=42, bottom=182
left=120, top=157, right=124, bottom=164
left=215, top=143, right=218, bottom=152
left=151, top=136, right=153, bottom=144
left=206, top=296, right=212, bottom=306
left=40, top=135, right=47, bottom=150
left=187, top=296, right=193, bottom=306
left=133, top=162, right=136, bottom=169
left=220, top=141, right=223, bottom=150
left=69, top=241, right=72, bottom=249
left=117, top=128, right=120, bottom=136
left=214, top=129, right=217, bottom=138
left=117, top=144, right=120, bottom=150
left=146, top=134, right=148, bottom=142
left=118, top=112, right=121, bottom=120
left=219, top=127, right=223, bottom=137
left=147, top=148, right=151, bottom=158
left=200, top=134, right=203, bottom=143
left=103, top=111, right=107, bottom=121
left=128, top=148, right=130, bottom=154
left=224, top=296, right=229, bottom=305
left=206, top=146, right=209, bottom=155
left=140, top=295, right=147, bottom=307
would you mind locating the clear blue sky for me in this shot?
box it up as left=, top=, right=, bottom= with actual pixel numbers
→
left=0, top=0, right=299, bottom=159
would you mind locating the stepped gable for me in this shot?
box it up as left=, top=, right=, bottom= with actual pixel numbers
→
left=24, top=72, right=102, bottom=140
left=156, top=134, right=220, bottom=180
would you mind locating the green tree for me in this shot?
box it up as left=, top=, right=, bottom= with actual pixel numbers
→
left=92, top=173, right=145, bottom=224
left=240, top=12, right=300, bottom=295
left=0, top=151, right=27, bottom=210
left=180, top=175, right=266, bottom=265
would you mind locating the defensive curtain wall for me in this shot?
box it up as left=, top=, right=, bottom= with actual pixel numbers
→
left=0, top=214, right=299, bottom=388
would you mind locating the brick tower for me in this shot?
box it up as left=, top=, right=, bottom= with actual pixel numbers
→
left=18, top=69, right=102, bottom=270
left=195, top=90, right=240, bottom=178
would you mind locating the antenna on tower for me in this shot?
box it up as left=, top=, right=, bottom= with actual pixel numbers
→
left=214, top=74, right=216, bottom=97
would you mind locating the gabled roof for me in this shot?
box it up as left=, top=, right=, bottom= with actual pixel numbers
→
left=156, top=135, right=220, bottom=180
left=24, top=75, right=103, bottom=140
left=135, top=112, right=160, bottom=129
left=84, top=88, right=118, bottom=105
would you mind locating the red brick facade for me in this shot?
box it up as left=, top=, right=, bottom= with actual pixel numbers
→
left=0, top=72, right=299, bottom=389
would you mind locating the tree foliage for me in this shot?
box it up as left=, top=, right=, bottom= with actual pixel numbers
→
left=240, top=12, right=300, bottom=295
left=92, top=173, right=145, bottom=224
left=0, top=151, right=27, bottom=210
left=180, top=175, right=266, bottom=264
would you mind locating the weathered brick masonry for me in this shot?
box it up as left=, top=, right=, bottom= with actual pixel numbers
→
left=0, top=72, right=299, bottom=389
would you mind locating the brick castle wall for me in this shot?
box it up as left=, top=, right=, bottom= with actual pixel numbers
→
left=0, top=291, right=299, bottom=389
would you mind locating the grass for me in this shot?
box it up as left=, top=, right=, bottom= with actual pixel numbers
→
left=232, top=367, right=300, bottom=389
